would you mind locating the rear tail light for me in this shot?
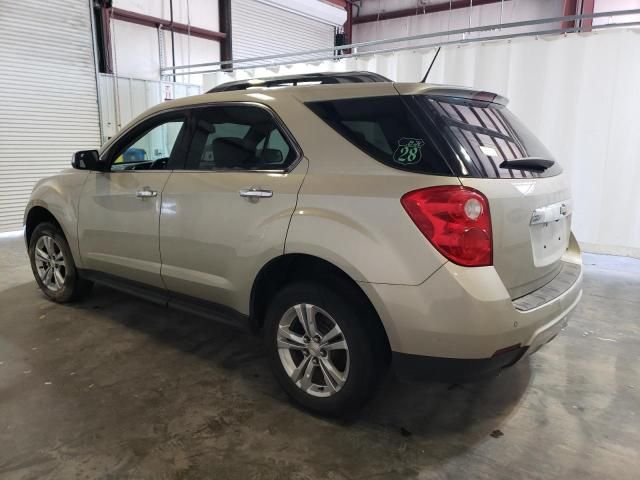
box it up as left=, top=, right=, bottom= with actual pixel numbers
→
left=401, top=186, right=492, bottom=267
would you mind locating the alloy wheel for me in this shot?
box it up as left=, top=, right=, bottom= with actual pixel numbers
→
left=34, top=235, right=66, bottom=292
left=277, top=303, right=350, bottom=397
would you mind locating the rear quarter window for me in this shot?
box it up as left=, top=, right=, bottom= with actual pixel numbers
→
left=306, top=96, right=454, bottom=176
left=308, top=94, right=561, bottom=179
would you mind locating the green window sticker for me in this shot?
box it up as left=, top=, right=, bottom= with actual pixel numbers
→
left=393, top=138, right=424, bottom=165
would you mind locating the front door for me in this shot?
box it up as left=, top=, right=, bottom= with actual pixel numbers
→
left=159, top=104, right=307, bottom=314
left=78, top=113, right=188, bottom=288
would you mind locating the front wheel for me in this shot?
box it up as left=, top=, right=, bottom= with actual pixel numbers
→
left=265, top=282, right=382, bottom=416
left=28, top=222, right=93, bottom=303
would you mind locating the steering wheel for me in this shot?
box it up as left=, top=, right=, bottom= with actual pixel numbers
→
left=150, top=157, right=169, bottom=169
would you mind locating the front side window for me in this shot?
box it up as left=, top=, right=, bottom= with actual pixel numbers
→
left=110, top=118, right=186, bottom=171
left=186, top=105, right=297, bottom=171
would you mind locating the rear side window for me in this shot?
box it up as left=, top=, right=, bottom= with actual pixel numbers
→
left=186, top=105, right=297, bottom=171
left=306, top=96, right=454, bottom=175
left=308, top=95, right=561, bottom=179
left=416, top=95, right=562, bottom=178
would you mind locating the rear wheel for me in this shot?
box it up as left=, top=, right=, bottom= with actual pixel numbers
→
left=265, top=282, right=382, bottom=416
left=28, top=222, right=93, bottom=302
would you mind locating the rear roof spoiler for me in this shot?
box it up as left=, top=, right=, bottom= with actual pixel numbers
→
left=421, top=87, right=509, bottom=106
left=394, top=83, right=508, bottom=105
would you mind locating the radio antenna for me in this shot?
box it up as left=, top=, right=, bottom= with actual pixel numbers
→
left=421, top=46, right=442, bottom=83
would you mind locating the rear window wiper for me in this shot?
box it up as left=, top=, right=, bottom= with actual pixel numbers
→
left=500, top=157, right=555, bottom=172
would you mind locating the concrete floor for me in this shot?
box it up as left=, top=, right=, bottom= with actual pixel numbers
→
left=0, top=235, right=638, bottom=480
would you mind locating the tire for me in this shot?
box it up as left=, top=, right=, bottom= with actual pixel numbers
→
left=264, top=281, right=383, bottom=416
left=28, top=222, right=93, bottom=303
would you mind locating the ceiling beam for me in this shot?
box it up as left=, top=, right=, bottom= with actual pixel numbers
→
left=353, top=0, right=505, bottom=24
left=110, top=7, right=226, bottom=42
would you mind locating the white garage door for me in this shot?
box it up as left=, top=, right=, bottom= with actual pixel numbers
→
left=232, top=0, right=335, bottom=62
left=0, top=0, right=101, bottom=233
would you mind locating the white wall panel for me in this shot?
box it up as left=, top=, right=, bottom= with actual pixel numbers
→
left=163, top=32, right=221, bottom=85
left=111, top=1, right=220, bottom=83
left=0, top=0, right=101, bottom=233
left=113, top=0, right=220, bottom=31
left=205, top=28, right=640, bottom=257
left=98, top=74, right=200, bottom=140
left=353, top=0, right=564, bottom=50
left=593, top=0, right=640, bottom=26
left=112, top=20, right=161, bottom=81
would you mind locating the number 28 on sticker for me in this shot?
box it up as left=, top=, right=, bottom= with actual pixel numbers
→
left=393, top=138, right=424, bottom=165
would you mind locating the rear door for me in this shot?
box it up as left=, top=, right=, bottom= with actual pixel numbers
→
left=159, top=103, right=307, bottom=314
left=416, top=94, right=571, bottom=298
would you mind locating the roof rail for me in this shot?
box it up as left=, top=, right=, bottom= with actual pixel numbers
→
left=207, top=71, right=391, bottom=93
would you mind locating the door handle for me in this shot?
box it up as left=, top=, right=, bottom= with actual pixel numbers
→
left=239, top=188, right=273, bottom=199
left=136, top=189, right=158, bottom=199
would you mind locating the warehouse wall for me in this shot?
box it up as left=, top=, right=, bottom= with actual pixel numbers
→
left=114, top=0, right=219, bottom=26
left=109, top=0, right=346, bottom=83
left=0, top=0, right=101, bottom=233
left=593, top=0, right=640, bottom=25
left=232, top=0, right=343, bottom=61
left=97, top=75, right=200, bottom=141
left=110, top=0, right=221, bottom=84
left=204, top=28, right=640, bottom=258
left=352, top=0, right=564, bottom=50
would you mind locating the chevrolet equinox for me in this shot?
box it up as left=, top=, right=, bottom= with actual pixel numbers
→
left=24, top=72, right=583, bottom=415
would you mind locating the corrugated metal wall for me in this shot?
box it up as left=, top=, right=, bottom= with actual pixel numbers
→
left=232, top=0, right=335, bottom=61
left=0, top=0, right=101, bottom=233
left=98, top=74, right=200, bottom=142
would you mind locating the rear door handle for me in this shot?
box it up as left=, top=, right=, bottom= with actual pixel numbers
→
left=136, top=189, right=158, bottom=199
left=239, top=188, right=273, bottom=199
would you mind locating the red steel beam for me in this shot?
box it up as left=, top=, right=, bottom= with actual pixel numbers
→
left=99, top=4, right=114, bottom=73
left=344, top=1, right=353, bottom=53
left=580, top=0, right=595, bottom=32
left=218, top=0, right=233, bottom=68
left=110, top=7, right=226, bottom=41
left=352, top=0, right=505, bottom=24
left=561, top=0, right=579, bottom=30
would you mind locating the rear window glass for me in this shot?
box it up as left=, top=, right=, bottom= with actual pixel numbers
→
left=417, top=95, right=561, bottom=178
left=307, top=95, right=561, bottom=179
left=306, top=96, right=454, bottom=175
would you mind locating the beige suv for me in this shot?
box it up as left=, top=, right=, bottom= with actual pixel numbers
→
left=24, top=72, right=583, bottom=415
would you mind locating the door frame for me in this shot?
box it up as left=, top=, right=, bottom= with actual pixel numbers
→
left=101, top=101, right=304, bottom=175
left=100, top=109, right=192, bottom=171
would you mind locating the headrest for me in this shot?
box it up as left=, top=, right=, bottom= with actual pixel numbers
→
left=197, top=120, right=216, bottom=134
left=260, top=148, right=283, bottom=165
left=211, top=137, right=252, bottom=168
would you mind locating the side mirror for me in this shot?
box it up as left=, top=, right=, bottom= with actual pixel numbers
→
left=72, top=150, right=105, bottom=171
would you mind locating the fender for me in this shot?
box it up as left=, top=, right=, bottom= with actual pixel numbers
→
left=24, top=170, right=89, bottom=268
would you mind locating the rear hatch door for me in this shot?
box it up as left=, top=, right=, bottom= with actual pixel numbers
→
left=409, top=90, right=571, bottom=298
left=461, top=175, right=571, bottom=298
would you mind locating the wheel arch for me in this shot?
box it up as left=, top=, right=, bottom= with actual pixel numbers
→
left=250, top=253, right=391, bottom=359
left=25, top=205, right=64, bottom=246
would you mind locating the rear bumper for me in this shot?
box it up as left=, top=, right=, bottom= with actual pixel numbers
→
left=390, top=289, right=579, bottom=381
left=392, top=347, right=527, bottom=382
left=359, top=242, right=582, bottom=376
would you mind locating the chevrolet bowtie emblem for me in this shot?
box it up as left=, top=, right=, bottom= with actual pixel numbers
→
left=560, top=204, right=568, bottom=216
